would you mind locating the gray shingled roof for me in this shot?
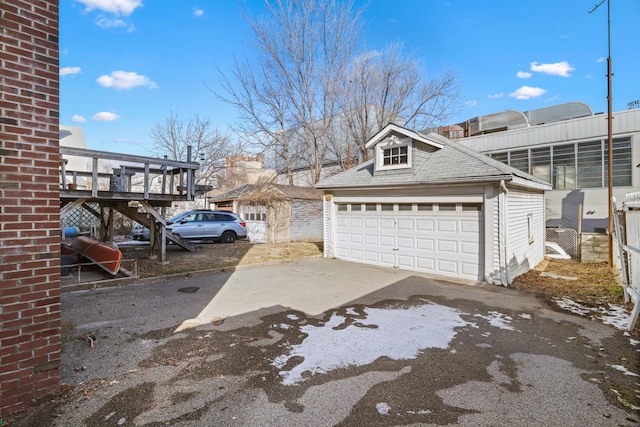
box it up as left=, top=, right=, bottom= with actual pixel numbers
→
left=316, top=130, right=549, bottom=189
left=210, top=183, right=322, bottom=202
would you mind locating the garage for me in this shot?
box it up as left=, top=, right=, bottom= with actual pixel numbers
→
left=317, top=124, right=551, bottom=286
left=334, top=201, right=483, bottom=281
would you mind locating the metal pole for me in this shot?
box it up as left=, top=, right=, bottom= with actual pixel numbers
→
left=606, top=0, right=613, bottom=268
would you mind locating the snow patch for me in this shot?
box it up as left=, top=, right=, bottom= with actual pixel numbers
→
left=376, top=402, right=391, bottom=415
left=554, top=298, right=632, bottom=331
left=272, top=302, right=471, bottom=385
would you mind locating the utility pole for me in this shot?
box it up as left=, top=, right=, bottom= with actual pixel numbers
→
left=589, top=0, right=614, bottom=268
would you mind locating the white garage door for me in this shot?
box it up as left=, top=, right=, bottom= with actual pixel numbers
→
left=335, top=202, right=483, bottom=281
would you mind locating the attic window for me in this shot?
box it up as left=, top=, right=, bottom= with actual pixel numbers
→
left=376, top=135, right=412, bottom=171
left=383, top=146, right=408, bottom=166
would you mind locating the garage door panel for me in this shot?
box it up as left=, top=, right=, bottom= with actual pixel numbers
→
left=437, top=220, right=458, bottom=233
left=349, top=217, right=364, bottom=228
left=379, top=253, right=396, bottom=267
left=437, top=240, right=458, bottom=254
left=335, top=206, right=483, bottom=282
left=461, top=241, right=480, bottom=255
left=397, top=255, right=414, bottom=268
left=416, top=238, right=435, bottom=251
left=364, top=251, right=379, bottom=262
left=461, top=219, right=480, bottom=233
left=416, top=257, right=435, bottom=270
left=364, top=218, right=378, bottom=228
left=397, top=236, right=414, bottom=249
left=461, top=263, right=480, bottom=276
left=416, top=219, right=435, bottom=232
left=379, top=235, right=395, bottom=247
left=363, top=234, right=378, bottom=245
left=397, top=219, right=414, bottom=231
left=336, top=217, right=349, bottom=227
left=350, top=234, right=363, bottom=244
left=380, top=218, right=395, bottom=229
left=349, top=249, right=364, bottom=260
left=438, top=259, right=459, bottom=274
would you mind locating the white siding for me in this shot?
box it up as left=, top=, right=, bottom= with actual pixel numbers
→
left=505, top=188, right=546, bottom=281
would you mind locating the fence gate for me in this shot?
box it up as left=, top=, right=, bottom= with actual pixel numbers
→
left=546, top=228, right=577, bottom=259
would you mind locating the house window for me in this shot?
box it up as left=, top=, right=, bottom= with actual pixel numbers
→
left=398, top=203, right=412, bottom=211
left=380, top=203, right=393, bottom=211
left=417, top=203, right=433, bottom=211
left=383, top=145, right=408, bottom=166
left=337, top=204, right=348, bottom=211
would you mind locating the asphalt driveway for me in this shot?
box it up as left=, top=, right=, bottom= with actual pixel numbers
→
left=24, top=258, right=640, bottom=425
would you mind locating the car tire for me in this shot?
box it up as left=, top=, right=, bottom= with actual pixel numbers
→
left=220, top=231, right=236, bottom=244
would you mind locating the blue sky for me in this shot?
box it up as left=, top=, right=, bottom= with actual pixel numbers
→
left=60, top=0, right=639, bottom=157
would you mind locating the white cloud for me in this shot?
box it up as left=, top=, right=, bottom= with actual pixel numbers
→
left=96, top=17, right=126, bottom=28
left=530, top=61, right=574, bottom=77
left=76, top=0, right=142, bottom=16
left=509, top=86, right=547, bottom=100
left=596, top=57, right=605, bottom=63
left=60, top=66, right=82, bottom=76
left=488, top=93, right=504, bottom=99
left=516, top=71, right=532, bottom=79
left=92, top=111, right=120, bottom=121
left=71, top=115, right=86, bottom=123
left=465, top=100, right=477, bottom=107
left=96, top=71, right=157, bottom=90
left=194, top=8, right=204, bottom=17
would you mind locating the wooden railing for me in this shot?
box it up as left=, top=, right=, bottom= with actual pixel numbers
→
left=59, top=146, right=201, bottom=201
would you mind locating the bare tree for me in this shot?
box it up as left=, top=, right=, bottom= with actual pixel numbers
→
left=335, top=42, right=461, bottom=164
left=150, top=111, right=238, bottom=186
left=217, top=0, right=364, bottom=184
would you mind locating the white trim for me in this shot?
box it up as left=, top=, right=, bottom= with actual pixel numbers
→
left=375, top=135, right=412, bottom=171
left=365, top=123, right=444, bottom=150
left=332, top=195, right=484, bottom=203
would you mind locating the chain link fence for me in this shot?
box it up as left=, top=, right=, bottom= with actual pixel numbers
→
left=546, top=228, right=578, bottom=259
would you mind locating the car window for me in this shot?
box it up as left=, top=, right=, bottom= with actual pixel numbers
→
left=215, top=214, right=234, bottom=221
left=202, top=213, right=217, bottom=221
left=179, top=213, right=198, bottom=223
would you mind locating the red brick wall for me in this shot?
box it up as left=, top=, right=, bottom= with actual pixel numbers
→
left=0, top=0, right=61, bottom=416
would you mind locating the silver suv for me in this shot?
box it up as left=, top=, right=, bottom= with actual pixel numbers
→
left=167, top=210, right=247, bottom=243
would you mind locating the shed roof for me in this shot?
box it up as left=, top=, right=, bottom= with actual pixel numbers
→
left=210, top=183, right=322, bottom=202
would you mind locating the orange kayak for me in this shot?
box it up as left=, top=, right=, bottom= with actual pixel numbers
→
left=68, top=236, right=122, bottom=275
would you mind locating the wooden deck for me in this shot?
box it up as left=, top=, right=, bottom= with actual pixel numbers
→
left=59, top=146, right=210, bottom=261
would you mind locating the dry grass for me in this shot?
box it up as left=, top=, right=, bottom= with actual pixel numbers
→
left=123, top=240, right=323, bottom=278
left=510, top=258, right=625, bottom=306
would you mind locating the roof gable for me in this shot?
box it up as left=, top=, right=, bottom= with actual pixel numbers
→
left=316, top=128, right=551, bottom=190
left=365, top=123, right=444, bottom=151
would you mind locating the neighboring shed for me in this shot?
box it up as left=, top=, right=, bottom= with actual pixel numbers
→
left=316, top=123, right=551, bottom=286
left=209, top=183, right=323, bottom=243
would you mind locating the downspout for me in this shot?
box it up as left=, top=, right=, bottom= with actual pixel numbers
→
left=499, top=180, right=509, bottom=286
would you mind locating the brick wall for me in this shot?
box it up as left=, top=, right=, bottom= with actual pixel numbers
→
left=0, top=0, right=61, bottom=416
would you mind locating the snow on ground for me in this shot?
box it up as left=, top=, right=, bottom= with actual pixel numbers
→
left=272, top=301, right=474, bottom=385
left=474, top=311, right=518, bottom=331
left=554, top=297, right=632, bottom=331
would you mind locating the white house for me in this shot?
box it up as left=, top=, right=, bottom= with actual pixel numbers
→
left=316, top=123, right=551, bottom=286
